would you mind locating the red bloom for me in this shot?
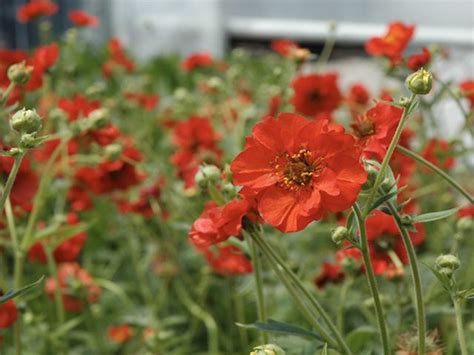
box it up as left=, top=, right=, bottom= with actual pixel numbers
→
left=267, top=95, right=282, bottom=117
left=390, top=129, right=416, bottom=187
left=45, top=263, right=101, bottom=312
left=27, top=213, right=87, bottom=264
left=366, top=210, right=424, bottom=276
left=271, top=39, right=299, bottom=57
left=421, top=139, right=455, bottom=171
left=459, top=205, right=474, bottom=218
left=0, top=300, right=18, bottom=328
left=108, top=325, right=134, bottom=343
left=407, top=47, right=431, bottom=71
left=102, top=38, right=135, bottom=77
left=365, top=22, right=415, bottom=64
left=124, top=92, right=159, bottom=111
left=58, top=95, right=100, bottom=121
left=68, top=10, right=99, bottom=27
left=118, top=178, right=167, bottom=218
left=204, top=246, right=253, bottom=275
left=314, top=262, right=344, bottom=288
left=189, top=199, right=249, bottom=249
left=17, top=0, right=58, bottom=23
left=230, top=113, right=367, bottom=232
left=26, top=43, right=59, bottom=91
left=182, top=52, right=213, bottom=71
left=351, top=101, right=404, bottom=160
left=291, top=73, right=342, bottom=116
left=347, top=83, right=370, bottom=106
left=459, top=80, right=474, bottom=108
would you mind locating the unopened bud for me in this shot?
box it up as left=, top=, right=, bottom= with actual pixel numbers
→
left=250, top=344, right=286, bottom=355
left=406, top=68, right=432, bottom=95
left=331, top=226, right=350, bottom=244
left=10, top=108, right=42, bottom=134
left=19, top=133, right=40, bottom=149
left=195, top=164, right=221, bottom=188
left=435, top=254, right=460, bottom=271
left=457, top=217, right=473, bottom=233
left=104, top=144, right=123, bottom=160
left=88, top=108, right=110, bottom=129
left=7, top=61, right=33, bottom=85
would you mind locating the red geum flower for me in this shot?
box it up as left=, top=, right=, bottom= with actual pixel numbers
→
left=189, top=199, right=250, bottom=249
left=347, top=83, right=371, bottom=107
left=58, top=95, right=100, bottom=121
left=459, top=80, right=474, bottom=108
left=17, top=0, right=58, bottom=23
left=365, top=22, right=415, bottom=64
left=351, top=100, right=404, bottom=161
left=314, top=262, right=344, bottom=289
left=421, top=138, right=455, bottom=171
left=118, top=178, right=167, bottom=218
left=182, top=52, right=213, bottom=71
left=45, top=262, right=101, bottom=312
left=68, top=10, right=99, bottom=27
left=204, top=245, right=253, bottom=276
left=25, top=42, right=59, bottom=91
left=389, top=129, right=416, bottom=187
left=27, top=213, right=87, bottom=264
left=108, top=324, right=134, bottom=343
left=459, top=205, right=474, bottom=218
left=230, top=113, right=367, bottom=232
left=0, top=300, right=18, bottom=328
left=102, top=38, right=135, bottom=76
left=124, top=92, right=159, bottom=111
left=366, top=210, right=424, bottom=276
left=271, top=39, right=299, bottom=57
left=407, top=47, right=431, bottom=71
left=291, top=73, right=342, bottom=116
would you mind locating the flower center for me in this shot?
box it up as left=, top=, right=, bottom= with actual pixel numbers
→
left=308, top=89, right=321, bottom=102
left=354, top=119, right=375, bottom=138
left=272, top=149, right=324, bottom=191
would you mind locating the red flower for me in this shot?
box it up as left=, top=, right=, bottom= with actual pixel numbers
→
left=390, top=129, right=416, bottom=187
left=347, top=83, right=370, bottom=106
left=124, top=92, right=159, bottom=111
left=118, top=178, right=167, bottom=218
left=421, top=139, right=455, bottom=171
left=351, top=101, right=404, bottom=160
left=230, top=113, right=367, bottom=232
left=407, top=48, right=431, bottom=71
left=366, top=210, right=424, bottom=276
left=0, top=300, right=18, bottom=328
left=314, top=262, right=344, bottom=288
left=459, top=205, right=474, bottom=218
left=291, top=73, right=342, bottom=116
left=189, top=199, right=250, bottom=249
left=58, top=95, right=100, bottom=121
left=68, top=10, right=99, bottom=27
left=45, top=263, right=101, bottom=312
left=267, top=95, right=281, bottom=117
left=182, top=52, right=213, bottom=71
left=27, top=213, right=87, bottom=264
left=102, top=38, right=135, bottom=77
left=365, top=22, right=415, bottom=64
left=108, top=325, right=134, bottom=343
left=459, top=80, right=474, bottom=108
left=271, top=39, right=299, bottom=57
left=26, top=43, right=59, bottom=91
left=17, top=0, right=58, bottom=23
left=204, top=246, right=253, bottom=275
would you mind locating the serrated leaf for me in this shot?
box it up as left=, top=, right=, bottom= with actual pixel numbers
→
left=412, top=207, right=459, bottom=223
left=0, top=276, right=44, bottom=303
left=236, top=319, right=320, bottom=340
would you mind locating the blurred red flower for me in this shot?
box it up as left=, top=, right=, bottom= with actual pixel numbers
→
left=68, top=10, right=99, bottom=27
left=26, top=43, right=59, bottom=91
left=421, top=138, right=455, bottom=171
left=314, top=262, right=344, bottom=288
left=58, top=95, right=100, bottom=121
left=108, top=324, right=134, bottom=343
left=291, top=73, right=342, bottom=116
left=407, top=48, right=431, bottom=71
left=230, top=113, right=367, bottom=232
left=102, top=38, right=135, bottom=77
left=204, top=245, right=253, bottom=275
left=0, top=300, right=18, bottom=328
left=271, top=39, right=299, bottom=57
left=347, top=83, right=370, bottom=107
left=17, top=0, right=58, bottom=23
left=182, top=52, right=213, bottom=71
left=124, top=92, right=159, bottom=111
left=459, top=80, right=474, bottom=108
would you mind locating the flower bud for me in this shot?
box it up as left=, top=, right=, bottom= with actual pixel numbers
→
left=250, top=344, right=286, bottom=355
left=88, top=108, right=110, bottom=129
left=104, top=144, right=123, bottom=161
left=457, top=217, right=473, bottom=233
left=195, top=164, right=221, bottom=188
left=10, top=108, right=42, bottom=134
left=331, top=226, right=350, bottom=244
left=406, top=68, right=432, bottom=95
left=7, top=61, right=33, bottom=85
left=19, top=133, right=40, bottom=149
left=435, top=254, right=460, bottom=271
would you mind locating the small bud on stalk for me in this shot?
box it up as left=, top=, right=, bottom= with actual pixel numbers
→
left=406, top=68, right=433, bottom=95
left=331, top=226, right=350, bottom=244
left=7, top=61, right=33, bottom=85
left=195, top=164, right=221, bottom=188
left=435, top=254, right=460, bottom=272
left=10, top=108, right=42, bottom=134
left=250, top=344, right=286, bottom=355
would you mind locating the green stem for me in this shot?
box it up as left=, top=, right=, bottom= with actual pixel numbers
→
left=231, top=278, right=249, bottom=350
left=0, top=151, right=26, bottom=214
left=453, top=296, right=468, bottom=355
left=396, top=145, right=473, bottom=204
left=44, top=245, right=65, bottom=325
left=0, top=82, right=15, bottom=106
left=337, top=277, right=353, bottom=334
left=245, top=230, right=269, bottom=343
left=385, top=201, right=426, bottom=354
left=353, top=204, right=391, bottom=355
left=250, top=229, right=351, bottom=354
left=315, top=21, right=337, bottom=70
left=363, top=94, right=416, bottom=216
left=5, top=197, right=19, bottom=253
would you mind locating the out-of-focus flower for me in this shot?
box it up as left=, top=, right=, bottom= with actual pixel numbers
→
left=118, top=178, right=167, bottom=218
left=58, top=95, right=101, bottom=121
left=0, top=300, right=18, bottom=328
left=407, top=48, right=431, bottom=71
left=421, top=138, right=455, bottom=171
left=17, top=0, right=58, bottom=23
left=314, top=262, right=344, bottom=288
left=25, top=43, right=59, bottom=91
left=182, top=52, right=213, bottom=71
left=124, top=92, right=159, bottom=111
left=102, top=38, right=135, bottom=77
left=347, top=83, right=371, bottom=107
left=271, top=39, right=300, bottom=57
left=68, top=10, right=99, bottom=27
left=204, top=245, right=253, bottom=275
left=365, top=22, right=415, bottom=64
left=231, top=113, right=366, bottom=232
left=459, top=80, right=474, bottom=108
left=291, top=73, right=342, bottom=116
left=108, top=324, right=134, bottom=343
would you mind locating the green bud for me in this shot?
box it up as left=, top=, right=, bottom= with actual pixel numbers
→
left=19, top=133, right=40, bottom=149
left=7, top=61, right=33, bottom=85
left=435, top=254, right=460, bottom=271
left=406, top=68, right=433, bottom=95
left=10, top=108, right=42, bottom=134
left=88, top=108, right=110, bottom=129
left=331, top=226, right=350, bottom=244
left=104, top=144, right=123, bottom=161
left=457, top=217, right=473, bottom=233
left=250, top=344, right=286, bottom=355
left=195, top=164, right=221, bottom=188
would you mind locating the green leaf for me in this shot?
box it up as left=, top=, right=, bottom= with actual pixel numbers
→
left=236, top=319, right=321, bottom=340
left=0, top=276, right=44, bottom=303
left=346, top=326, right=378, bottom=352
left=412, top=207, right=459, bottom=223
left=320, top=343, right=328, bottom=355
left=370, top=190, right=399, bottom=212
left=457, top=288, right=474, bottom=300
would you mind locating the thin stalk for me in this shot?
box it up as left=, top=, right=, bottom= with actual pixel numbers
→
left=397, top=145, right=473, bottom=204
left=363, top=94, right=416, bottom=216
left=353, top=204, right=390, bottom=355
left=250, top=232, right=338, bottom=348
left=231, top=278, right=249, bottom=350
left=44, top=245, right=65, bottom=325
left=5, top=197, right=19, bottom=252
left=315, top=22, right=337, bottom=70
left=385, top=200, right=426, bottom=354
left=245, top=231, right=268, bottom=343
left=0, top=151, right=26, bottom=214
left=250, top=230, right=351, bottom=354
left=337, top=277, right=353, bottom=334
left=453, top=297, right=468, bottom=355
left=0, top=82, right=15, bottom=106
